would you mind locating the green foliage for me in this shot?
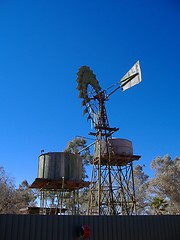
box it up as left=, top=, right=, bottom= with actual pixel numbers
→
left=64, top=137, right=92, bottom=179
left=64, top=137, right=92, bottom=214
left=150, top=196, right=168, bottom=215
left=16, top=180, right=37, bottom=209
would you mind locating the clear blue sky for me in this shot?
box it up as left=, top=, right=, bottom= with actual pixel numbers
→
left=0, top=0, right=179, bottom=186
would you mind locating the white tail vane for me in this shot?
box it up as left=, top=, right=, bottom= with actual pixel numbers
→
left=120, top=61, right=142, bottom=91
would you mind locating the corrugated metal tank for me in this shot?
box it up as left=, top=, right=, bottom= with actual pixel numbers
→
left=38, top=152, right=82, bottom=181
left=94, top=138, right=133, bottom=159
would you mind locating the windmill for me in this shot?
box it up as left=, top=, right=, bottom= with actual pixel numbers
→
left=76, top=61, right=142, bottom=215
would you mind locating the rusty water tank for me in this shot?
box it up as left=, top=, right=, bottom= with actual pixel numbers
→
left=94, top=138, right=133, bottom=159
left=38, top=152, right=82, bottom=181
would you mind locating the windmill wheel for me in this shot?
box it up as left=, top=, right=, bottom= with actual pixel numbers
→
left=76, top=66, right=101, bottom=125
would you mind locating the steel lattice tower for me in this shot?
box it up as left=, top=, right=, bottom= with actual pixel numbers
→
left=87, top=92, right=140, bottom=215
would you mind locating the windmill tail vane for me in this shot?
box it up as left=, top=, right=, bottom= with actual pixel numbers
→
left=120, top=60, right=142, bottom=91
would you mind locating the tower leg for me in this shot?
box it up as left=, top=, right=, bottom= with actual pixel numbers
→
left=88, top=161, right=137, bottom=215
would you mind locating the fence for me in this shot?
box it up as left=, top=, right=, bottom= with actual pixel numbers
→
left=0, top=214, right=179, bottom=240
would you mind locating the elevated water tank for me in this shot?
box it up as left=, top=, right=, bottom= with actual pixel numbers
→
left=94, top=138, right=133, bottom=159
left=38, top=152, right=82, bottom=181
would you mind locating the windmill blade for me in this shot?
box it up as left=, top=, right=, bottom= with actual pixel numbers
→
left=120, top=61, right=142, bottom=91
left=87, top=103, right=98, bottom=128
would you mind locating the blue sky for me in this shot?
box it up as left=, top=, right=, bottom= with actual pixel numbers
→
left=0, top=0, right=179, bottom=186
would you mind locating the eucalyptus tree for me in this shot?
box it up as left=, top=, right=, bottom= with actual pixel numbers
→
left=64, top=137, right=92, bottom=179
left=133, top=164, right=150, bottom=214
left=0, top=166, right=37, bottom=213
left=149, top=155, right=180, bottom=214
left=150, top=196, right=168, bottom=215
left=16, top=180, right=37, bottom=210
left=0, top=166, right=17, bottom=213
left=64, top=137, right=92, bottom=214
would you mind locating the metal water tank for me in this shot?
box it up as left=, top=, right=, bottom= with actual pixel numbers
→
left=38, top=152, right=82, bottom=181
left=94, top=138, right=133, bottom=159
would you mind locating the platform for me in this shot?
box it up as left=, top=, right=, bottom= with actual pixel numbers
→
left=30, top=178, right=90, bottom=190
left=20, top=207, right=67, bottom=215
left=91, top=154, right=141, bottom=166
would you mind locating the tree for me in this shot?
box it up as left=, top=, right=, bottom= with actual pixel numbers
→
left=64, top=137, right=92, bottom=179
left=64, top=137, right=92, bottom=214
left=149, top=155, right=180, bottom=214
left=150, top=196, right=168, bottom=215
left=0, top=166, right=37, bottom=214
left=0, top=166, right=17, bottom=213
left=133, top=164, right=150, bottom=214
left=16, top=180, right=37, bottom=210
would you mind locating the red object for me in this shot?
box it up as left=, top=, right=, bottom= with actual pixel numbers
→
left=81, top=225, right=90, bottom=239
